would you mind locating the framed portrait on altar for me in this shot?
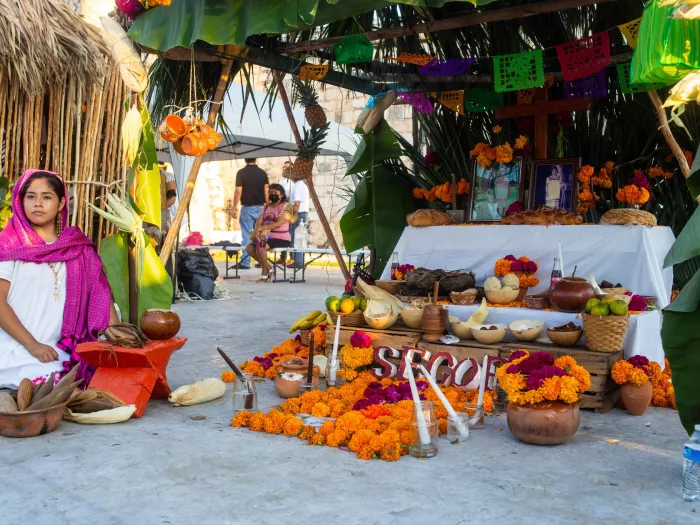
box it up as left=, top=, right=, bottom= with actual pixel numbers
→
left=468, top=158, right=524, bottom=222
left=529, top=158, right=580, bottom=211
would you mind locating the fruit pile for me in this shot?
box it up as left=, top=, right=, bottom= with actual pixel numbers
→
left=326, top=294, right=367, bottom=314
left=585, top=296, right=629, bottom=317
left=289, top=310, right=327, bottom=333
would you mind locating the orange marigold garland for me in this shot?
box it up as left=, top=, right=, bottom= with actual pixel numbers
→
left=413, top=179, right=470, bottom=203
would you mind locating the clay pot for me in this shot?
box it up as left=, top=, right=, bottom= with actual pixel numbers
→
left=159, top=114, right=188, bottom=143
left=620, top=381, right=652, bottom=416
left=421, top=304, right=447, bottom=342
left=200, top=124, right=223, bottom=150
left=507, top=401, right=580, bottom=445
left=140, top=309, right=181, bottom=340
left=181, top=132, right=208, bottom=156
left=548, top=277, right=595, bottom=313
left=516, top=287, right=528, bottom=302
left=274, top=357, right=319, bottom=399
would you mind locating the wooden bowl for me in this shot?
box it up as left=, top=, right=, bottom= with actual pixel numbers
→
left=140, top=309, right=181, bottom=340
left=546, top=327, right=583, bottom=347
left=509, top=320, right=544, bottom=342
left=485, top=288, right=519, bottom=305
left=374, top=280, right=404, bottom=296
left=0, top=401, right=69, bottom=438
left=471, top=324, right=507, bottom=344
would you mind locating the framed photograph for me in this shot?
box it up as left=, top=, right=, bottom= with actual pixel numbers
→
left=468, top=157, right=524, bottom=222
left=529, top=158, right=580, bottom=211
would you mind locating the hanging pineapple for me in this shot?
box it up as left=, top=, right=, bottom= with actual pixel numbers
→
left=291, top=123, right=330, bottom=181
left=295, top=77, right=328, bottom=128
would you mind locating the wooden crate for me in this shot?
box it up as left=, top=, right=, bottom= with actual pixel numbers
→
left=499, top=342, right=622, bottom=414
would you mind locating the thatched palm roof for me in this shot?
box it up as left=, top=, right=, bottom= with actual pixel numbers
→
left=0, top=0, right=109, bottom=94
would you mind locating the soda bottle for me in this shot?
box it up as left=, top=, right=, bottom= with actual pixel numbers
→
left=391, top=252, right=400, bottom=280
left=550, top=257, right=562, bottom=286
left=682, top=424, right=700, bottom=501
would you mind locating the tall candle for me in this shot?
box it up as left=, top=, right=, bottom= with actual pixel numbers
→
left=329, top=317, right=341, bottom=382
left=558, top=241, right=565, bottom=277
left=306, top=333, right=315, bottom=383
left=476, top=354, right=489, bottom=409
left=406, top=357, right=431, bottom=445
left=419, top=364, right=468, bottom=438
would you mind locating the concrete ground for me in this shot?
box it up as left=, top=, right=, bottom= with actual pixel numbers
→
left=1, top=265, right=697, bottom=525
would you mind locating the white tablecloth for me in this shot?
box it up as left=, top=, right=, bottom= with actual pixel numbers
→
left=448, top=304, right=664, bottom=365
left=382, top=224, right=675, bottom=308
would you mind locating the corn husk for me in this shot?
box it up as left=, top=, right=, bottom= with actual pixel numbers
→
left=168, top=378, right=226, bottom=406
left=68, top=389, right=127, bottom=414
left=357, top=91, right=397, bottom=133
left=121, top=104, right=143, bottom=167
left=356, top=278, right=404, bottom=313
left=16, top=379, right=33, bottom=411
left=64, top=405, right=136, bottom=424
left=100, top=17, right=148, bottom=93
left=663, top=71, right=700, bottom=137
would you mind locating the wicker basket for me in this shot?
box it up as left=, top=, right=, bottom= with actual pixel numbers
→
left=326, top=309, right=367, bottom=327
left=525, top=294, right=550, bottom=310
left=299, top=329, right=311, bottom=346
left=582, top=313, right=630, bottom=352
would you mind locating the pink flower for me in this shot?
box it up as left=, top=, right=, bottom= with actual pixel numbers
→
left=350, top=330, right=372, bottom=348
left=511, top=261, right=524, bottom=272
left=628, top=295, right=648, bottom=312
left=630, top=172, right=651, bottom=191
left=508, top=350, right=527, bottom=362
left=424, top=151, right=440, bottom=167
left=525, top=366, right=566, bottom=391
left=628, top=355, right=649, bottom=368
left=526, top=261, right=538, bottom=273
left=504, top=255, right=517, bottom=262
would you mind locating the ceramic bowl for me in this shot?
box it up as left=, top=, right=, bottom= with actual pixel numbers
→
left=400, top=307, right=424, bottom=329
left=450, top=320, right=474, bottom=340
left=470, top=324, right=507, bottom=344
left=485, top=288, right=519, bottom=305
left=509, top=320, right=545, bottom=342
left=546, top=327, right=583, bottom=347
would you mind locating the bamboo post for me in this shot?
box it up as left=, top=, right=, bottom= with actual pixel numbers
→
left=127, top=92, right=139, bottom=324
left=159, top=60, right=234, bottom=264
left=272, top=70, right=351, bottom=282
left=648, top=90, right=692, bottom=180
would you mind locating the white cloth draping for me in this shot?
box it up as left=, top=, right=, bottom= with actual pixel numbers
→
left=448, top=304, right=664, bottom=366
left=382, top=224, right=675, bottom=308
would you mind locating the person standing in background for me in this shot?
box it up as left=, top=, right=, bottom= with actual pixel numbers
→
left=232, top=158, right=269, bottom=269
left=288, top=178, right=309, bottom=270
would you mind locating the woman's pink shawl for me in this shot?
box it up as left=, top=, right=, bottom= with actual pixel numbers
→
left=0, top=170, right=111, bottom=383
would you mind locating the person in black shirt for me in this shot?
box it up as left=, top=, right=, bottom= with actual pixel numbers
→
left=232, top=158, right=269, bottom=269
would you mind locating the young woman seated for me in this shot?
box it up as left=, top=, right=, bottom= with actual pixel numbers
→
left=245, top=183, right=295, bottom=283
left=0, top=170, right=119, bottom=389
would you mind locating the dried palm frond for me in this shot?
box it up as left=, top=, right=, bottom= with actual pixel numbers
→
left=0, top=0, right=109, bottom=95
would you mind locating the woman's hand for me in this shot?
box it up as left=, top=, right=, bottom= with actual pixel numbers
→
left=27, top=343, right=59, bottom=363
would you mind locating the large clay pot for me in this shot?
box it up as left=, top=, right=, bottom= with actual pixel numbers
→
left=620, top=381, right=652, bottom=416
left=140, top=309, right=181, bottom=340
left=158, top=114, right=188, bottom=143
left=507, top=401, right=580, bottom=445
left=274, top=357, right=320, bottom=399
left=549, top=277, right=595, bottom=313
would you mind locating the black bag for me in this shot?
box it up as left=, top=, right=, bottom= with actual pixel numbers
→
left=179, top=273, right=216, bottom=300
left=177, top=249, right=219, bottom=300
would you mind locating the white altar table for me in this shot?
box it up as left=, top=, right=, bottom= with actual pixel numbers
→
left=382, top=224, right=675, bottom=308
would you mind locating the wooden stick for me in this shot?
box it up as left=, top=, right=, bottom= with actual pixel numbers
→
left=277, top=0, right=615, bottom=54
left=159, top=59, right=234, bottom=264
left=648, top=90, right=692, bottom=184
left=272, top=70, right=351, bottom=281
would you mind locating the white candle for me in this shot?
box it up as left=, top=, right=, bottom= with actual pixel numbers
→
left=329, top=317, right=341, bottom=383
left=419, top=364, right=468, bottom=438
left=558, top=241, right=565, bottom=277
left=476, top=355, right=489, bottom=409
left=406, top=357, right=431, bottom=445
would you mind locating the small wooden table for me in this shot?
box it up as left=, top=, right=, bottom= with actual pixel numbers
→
left=76, top=337, right=187, bottom=418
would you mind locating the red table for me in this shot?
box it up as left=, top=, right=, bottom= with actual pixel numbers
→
left=76, top=337, right=187, bottom=417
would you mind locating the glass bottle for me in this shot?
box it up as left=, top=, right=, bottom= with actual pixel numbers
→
left=551, top=257, right=562, bottom=286
left=409, top=401, right=439, bottom=458
left=232, top=376, right=257, bottom=414
left=390, top=252, right=400, bottom=280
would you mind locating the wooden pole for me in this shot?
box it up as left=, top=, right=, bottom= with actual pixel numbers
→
left=648, top=90, right=692, bottom=180
left=277, top=0, right=616, bottom=54
left=272, top=70, right=351, bottom=282
left=127, top=93, right=139, bottom=324
left=159, top=60, right=234, bottom=264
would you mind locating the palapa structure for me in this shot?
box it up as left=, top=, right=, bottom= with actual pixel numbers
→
left=0, top=0, right=128, bottom=244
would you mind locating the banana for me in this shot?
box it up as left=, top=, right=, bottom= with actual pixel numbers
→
left=299, top=319, right=314, bottom=330
left=312, top=314, right=327, bottom=326
left=305, top=310, right=322, bottom=321
left=289, top=315, right=309, bottom=333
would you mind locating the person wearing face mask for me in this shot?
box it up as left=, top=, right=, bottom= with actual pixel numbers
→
left=245, top=184, right=295, bottom=283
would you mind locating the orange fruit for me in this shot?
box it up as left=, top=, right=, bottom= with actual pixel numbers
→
left=340, top=299, right=356, bottom=314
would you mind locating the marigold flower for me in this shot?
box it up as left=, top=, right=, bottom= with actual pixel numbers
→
left=282, top=417, right=304, bottom=437
left=456, top=178, right=470, bottom=195
left=495, top=143, right=513, bottom=164
left=492, top=125, right=503, bottom=134
left=648, top=166, right=664, bottom=179
left=514, top=135, right=528, bottom=150
left=494, top=258, right=512, bottom=277
left=469, top=142, right=489, bottom=158
left=311, top=402, right=331, bottom=418
left=325, top=429, right=349, bottom=448
left=413, top=188, right=426, bottom=199
left=577, top=165, right=594, bottom=183
left=248, top=412, right=267, bottom=432
left=486, top=147, right=497, bottom=161
left=221, top=371, right=235, bottom=383
left=231, top=411, right=252, bottom=427
left=299, top=425, right=317, bottom=441
left=424, top=189, right=436, bottom=201
left=628, top=367, right=650, bottom=387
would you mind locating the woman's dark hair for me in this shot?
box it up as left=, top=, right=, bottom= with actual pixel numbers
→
left=268, top=183, right=287, bottom=202
left=19, top=171, right=65, bottom=201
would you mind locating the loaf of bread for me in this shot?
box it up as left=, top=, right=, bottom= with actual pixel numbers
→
left=407, top=209, right=452, bottom=227
left=502, top=206, right=583, bottom=226
left=600, top=209, right=657, bottom=226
